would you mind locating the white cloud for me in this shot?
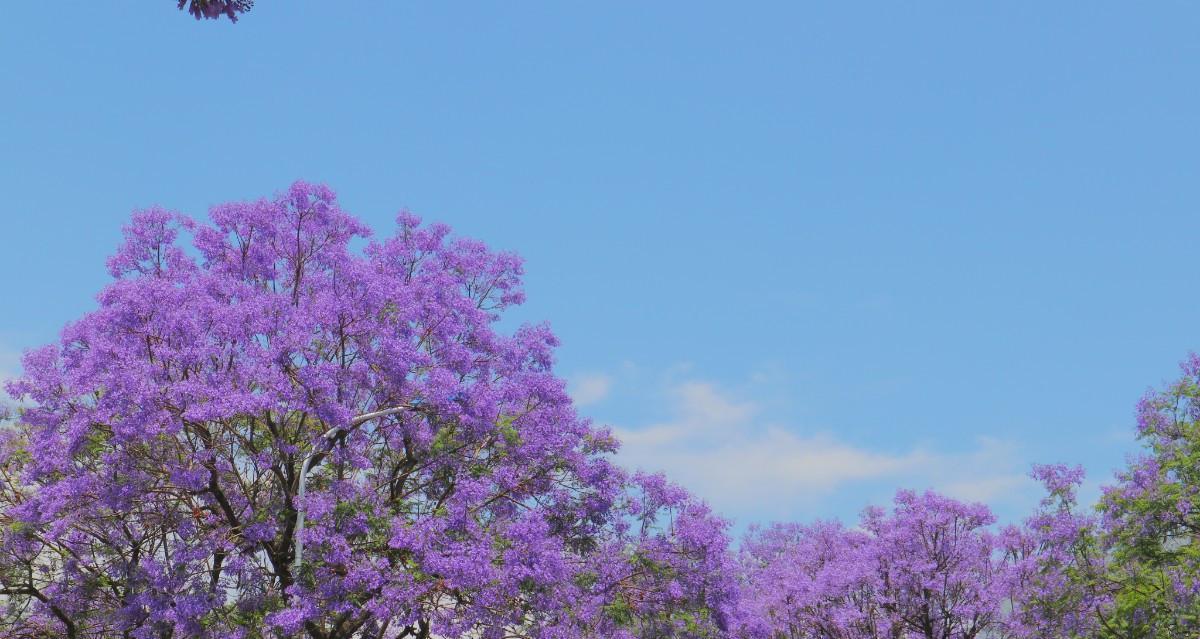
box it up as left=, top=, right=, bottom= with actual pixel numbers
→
left=611, top=379, right=1037, bottom=523
left=940, top=472, right=1030, bottom=504
left=569, top=373, right=613, bottom=407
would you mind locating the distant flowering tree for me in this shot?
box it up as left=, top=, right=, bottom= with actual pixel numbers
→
left=998, top=464, right=1110, bottom=639
left=864, top=490, right=1002, bottom=639
left=738, top=490, right=1005, bottom=639
left=736, top=356, right=1200, bottom=638
left=997, top=356, right=1200, bottom=639
left=0, top=182, right=737, bottom=638
left=1094, top=353, right=1200, bottom=637
left=178, top=0, right=253, bottom=22
left=738, top=520, right=883, bottom=638
left=583, top=474, right=738, bottom=639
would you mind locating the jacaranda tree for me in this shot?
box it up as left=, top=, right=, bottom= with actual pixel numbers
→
left=0, top=182, right=737, bottom=638
left=995, top=355, right=1200, bottom=638
left=738, top=520, right=880, bottom=638
left=1095, top=353, right=1200, bottom=637
left=998, top=464, right=1110, bottom=639
left=738, top=490, right=1005, bottom=639
left=862, top=490, right=1003, bottom=639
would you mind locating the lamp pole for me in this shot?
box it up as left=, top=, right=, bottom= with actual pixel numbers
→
left=292, top=405, right=417, bottom=574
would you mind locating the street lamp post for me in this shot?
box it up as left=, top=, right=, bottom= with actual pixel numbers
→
left=292, top=404, right=417, bottom=574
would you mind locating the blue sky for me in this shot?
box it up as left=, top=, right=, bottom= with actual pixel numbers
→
left=2, top=3, right=1199, bottom=529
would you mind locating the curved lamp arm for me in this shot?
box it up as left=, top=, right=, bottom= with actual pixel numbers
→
left=293, top=403, right=418, bottom=574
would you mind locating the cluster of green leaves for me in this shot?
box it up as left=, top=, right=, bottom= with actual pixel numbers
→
left=1092, top=370, right=1200, bottom=637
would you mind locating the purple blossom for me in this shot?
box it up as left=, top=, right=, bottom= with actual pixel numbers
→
left=177, top=0, right=253, bottom=22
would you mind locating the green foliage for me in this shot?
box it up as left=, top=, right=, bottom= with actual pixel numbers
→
left=1093, top=364, right=1200, bottom=637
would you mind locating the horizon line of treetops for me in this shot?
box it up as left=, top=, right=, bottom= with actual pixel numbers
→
left=0, top=181, right=1194, bottom=638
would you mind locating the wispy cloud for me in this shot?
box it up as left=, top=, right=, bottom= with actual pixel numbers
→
left=609, top=379, right=1036, bottom=524
left=569, top=373, right=613, bottom=407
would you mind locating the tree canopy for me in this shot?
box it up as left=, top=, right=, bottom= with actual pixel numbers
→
left=0, top=183, right=736, bottom=638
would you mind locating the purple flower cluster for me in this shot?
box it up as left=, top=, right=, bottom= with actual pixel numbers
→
left=177, top=0, right=253, bottom=22
left=739, top=490, right=1003, bottom=639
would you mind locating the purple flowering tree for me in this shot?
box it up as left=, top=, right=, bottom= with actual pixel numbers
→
left=997, top=464, right=1110, bottom=639
left=1093, top=353, right=1200, bottom=637
left=0, top=182, right=737, bottom=638
left=993, top=354, right=1200, bottom=637
left=864, top=490, right=1002, bottom=639
left=738, top=520, right=882, bottom=638
left=738, top=490, right=1005, bottom=639
left=578, top=473, right=738, bottom=639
